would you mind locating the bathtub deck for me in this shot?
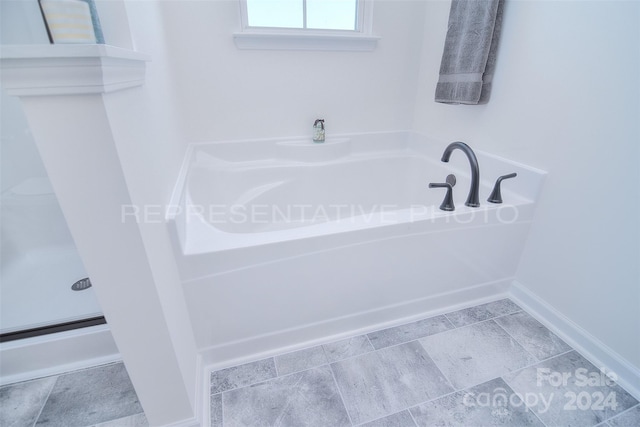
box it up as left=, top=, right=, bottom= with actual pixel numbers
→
left=209, top=299, right=639, bottom=427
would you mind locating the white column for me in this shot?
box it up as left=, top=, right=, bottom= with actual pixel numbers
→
left=1, top=45, right=201, bottom=427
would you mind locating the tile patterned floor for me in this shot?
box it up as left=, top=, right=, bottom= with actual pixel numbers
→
left=2, top=299, right=639, bottom=427
left=0, top=362, right=146, bottom=427
left=210, top=299, right=640, bottom=427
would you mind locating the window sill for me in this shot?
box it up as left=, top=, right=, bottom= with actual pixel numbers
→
left=232, top=31, right=380, bottom=52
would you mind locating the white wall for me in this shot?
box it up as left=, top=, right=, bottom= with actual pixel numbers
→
left=413, top=0, right=640, bottom=369
left=159, top=0, right=427, bottom=141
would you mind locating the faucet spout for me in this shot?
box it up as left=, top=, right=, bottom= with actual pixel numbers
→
left=441, top=141, right=480, bottom=207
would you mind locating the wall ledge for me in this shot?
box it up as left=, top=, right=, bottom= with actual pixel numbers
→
left=0, top=44, right=149, bottom=96
left=233, top=31, right=380, bottom=51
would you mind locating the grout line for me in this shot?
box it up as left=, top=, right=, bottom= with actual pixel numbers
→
left=538, top=348, right=574, bottom=362
left=369, top=337, right=429, bottom=355
left=326, top=336, right=377, bottom=365
left=394, top=374, right=554, bottom=427
left=499, top=374, right=550, bottom=427
left=443, top=312, right=458, bottom=328
left=352, top=311, right=457, bottom=347
left=415, top=340, right=457, bottom=392
left=367, top=380, right=470, bottom=424
left=220, top=392, right=224, bottom=427
left=327, top=363, right=355, bottom=427
left=320, top=343, right=330, bottom=367
left=603, top=402, right=639, bottom=425
left=366, top=322, right=462, bottom=353
left=528, top=401, right=549, bottom=427
left=507, top=348, right=575, bottom=379
left=210, top=360, right=343, bottom=397
left=210, top=357, right=278, bottom=395
left=466, top=308, right=524, bottom=326
left=31, top=375, right=58, bottom=427
left=364, top=334, right=376, bottom=356
left=490, top=308, right=524, bottom=322
left=398, top=374, right=531, bottom=423
left=442, top=313, right=457, bottom=329
left=407, top=408, right=420, bottom=427
left=499, top=376, right=549, bottom=427
left=351, top=410, right=417, bottom=427
left=492, top=316, right=541, bottom=363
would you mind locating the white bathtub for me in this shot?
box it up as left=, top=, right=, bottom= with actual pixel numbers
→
left=167, top=131, right=546, bottom=366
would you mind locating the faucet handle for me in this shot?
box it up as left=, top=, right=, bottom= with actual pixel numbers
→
left=429, top=174, right=456, bottom=211
left=487, top=173, right=517, bottom=204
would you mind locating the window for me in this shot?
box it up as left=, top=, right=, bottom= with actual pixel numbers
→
left=234, top=0, right=379, bottom=51
left=245, top=0, right=359, bottom=31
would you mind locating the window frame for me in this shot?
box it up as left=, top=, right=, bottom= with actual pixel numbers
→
left=234, top=0, right=379, bottom=51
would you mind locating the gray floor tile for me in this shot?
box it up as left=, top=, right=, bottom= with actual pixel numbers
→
left=275, top=345, right=328, bottom=376
left=211, top=357, right=276, bottom=394
left=495, top=310, right=572, bottom=361
left=331, top=341, right=453, bottom=425
left=410, top=377, right=544, bottom=427
left=445, top=299, right=521, bottom=327
left=608, top=404, right=640, bottom=426
left=35, top=362, right=143, bottom=427
left=323, top=335, right=374, bottom=363
left=420, top=320, right=536, bottom=390
left=222, top=365, right=350, bottom=427
left=359, top=410, right=417, bottom=427
left=210, top=393, right=222, bottom=427
left=367, top=315, right=453, bottom=350
left=0, top=376, right=57, bottom=427
left=93, top=412, right=148, bottom=427
left=504, top=351, right=639, bottom=427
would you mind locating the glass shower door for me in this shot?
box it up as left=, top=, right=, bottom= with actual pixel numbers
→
left=0, top=91, right=104, bottom=342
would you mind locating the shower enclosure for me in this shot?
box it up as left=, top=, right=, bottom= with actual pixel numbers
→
left=0, top=0, right=120, bottom=385
left=0, top=93, right=104, bottom=342
left=0, top=0, right=107, bottom=345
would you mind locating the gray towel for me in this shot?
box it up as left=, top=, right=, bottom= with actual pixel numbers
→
left=435, top=0, right=504, bottom=105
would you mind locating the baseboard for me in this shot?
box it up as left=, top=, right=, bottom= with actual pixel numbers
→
left=157, top=355, right=207, bottom=427
left=510, top=280, right=640, bottom=400
left=201, top=278, right=512, bottom=371
left=194, top=353, right=207, bottom=427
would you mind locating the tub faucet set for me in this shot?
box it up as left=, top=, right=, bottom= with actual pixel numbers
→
left=440, top=141, right=481, bottom=207
left=430, top=141, right=517, bottom=211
